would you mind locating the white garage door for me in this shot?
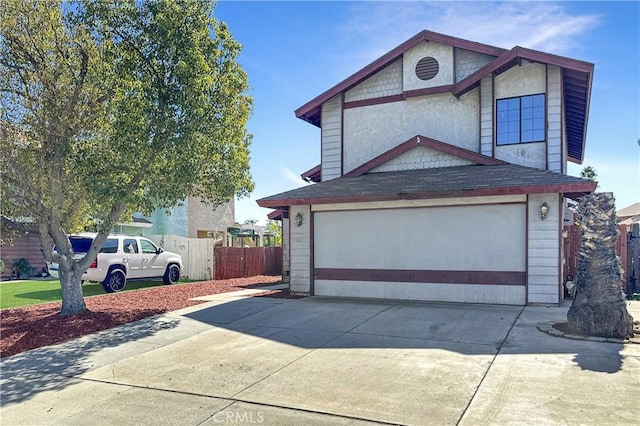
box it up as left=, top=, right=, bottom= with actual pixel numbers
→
left=313, top=204, right=526, bottom=304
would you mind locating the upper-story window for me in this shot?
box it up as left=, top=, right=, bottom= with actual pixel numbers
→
left=496, top=94, right=545, bottom=145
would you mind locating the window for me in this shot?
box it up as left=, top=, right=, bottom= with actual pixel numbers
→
left=140, top=239, right=158, bottom=254
left=497, top=94, right=545, bottom=145
left=100, top=239, right=118, bottom=253
left=124, top=238, right=138, bottom=254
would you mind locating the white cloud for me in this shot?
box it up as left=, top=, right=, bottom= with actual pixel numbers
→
left=281, top=167, right=307, bottom=187
left=337, top=1, right=600, bottom=73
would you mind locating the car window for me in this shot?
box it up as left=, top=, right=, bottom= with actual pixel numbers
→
left=124, top=239, right=139, bottom=254
left=140, top=239, right=158, bottom=254
left=100, top=238, right=118, bottom=253
left=69, top=237, right=93, bottom=254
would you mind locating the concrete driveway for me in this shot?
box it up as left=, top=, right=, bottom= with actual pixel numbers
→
left=1, top=290, right=639, bottom=425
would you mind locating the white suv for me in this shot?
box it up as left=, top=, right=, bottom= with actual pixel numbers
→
left=47, top=233, right=183, bottom=293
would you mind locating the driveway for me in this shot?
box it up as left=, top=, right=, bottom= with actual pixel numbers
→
left=1, top=291, right=638, bottom=425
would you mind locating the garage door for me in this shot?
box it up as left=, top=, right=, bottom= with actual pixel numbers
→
left=313, top=204, right=526, bottom=304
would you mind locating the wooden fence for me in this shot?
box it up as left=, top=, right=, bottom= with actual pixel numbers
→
left=563, top=224, right=637, bottom=292
left=148, top=235, right=282, bottom=281
left=214, top=247, right=282, bottom=280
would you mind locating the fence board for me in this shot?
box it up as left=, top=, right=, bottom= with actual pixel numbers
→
left=214, top=247, right=282, bottom=280
left=148, top=234, right=215, bottom=281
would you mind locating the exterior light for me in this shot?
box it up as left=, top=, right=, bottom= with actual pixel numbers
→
left=540, top=202, right=549, bottom=220
left=295, top=212, right=303, bottom=227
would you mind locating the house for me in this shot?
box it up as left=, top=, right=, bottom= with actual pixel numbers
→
left=258, top=30, right=596, bottom=305
left=617, top=202, right=640, bottom=226
left=144, top=196, right=235, bottom=242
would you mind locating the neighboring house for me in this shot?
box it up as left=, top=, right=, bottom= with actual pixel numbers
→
left=144, top=197, right=235, bottom=241
left=617, top=202, right=640, bottom=225
left=258, top=30, right=596, bottom=305
left=0, top=216, right=47, bottom=279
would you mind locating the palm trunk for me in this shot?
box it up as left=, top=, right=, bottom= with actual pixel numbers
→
left=58, top=266, right=87, bottom=317
left=567, top=192, right=634, bottom=338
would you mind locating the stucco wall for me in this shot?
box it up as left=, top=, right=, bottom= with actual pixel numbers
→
left=146, top=202, right=189, bottom=237
left=289, top=205, right=311, bottom=294
left=187, top=197, right=235, bottom=238
left=495, top=142, right=546, bottom=169
left=403, top=41, right=454, bottom=91
left=321, top=95, right=342, bottom=181
left=343, top=91, right=479, bottom=173
left=345, top=60, right=403, bottom=102
left=527, top=194, right=561, bottom=304
left=494, top=62, right=546, bottom=99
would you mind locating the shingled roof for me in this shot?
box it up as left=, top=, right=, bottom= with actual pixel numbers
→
left=257, top=164, right=596, bottom=209
left=295, top=29, right=593, bottom=164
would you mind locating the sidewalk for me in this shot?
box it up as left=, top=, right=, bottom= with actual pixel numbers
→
left=1, top=293, right=638, bottom=425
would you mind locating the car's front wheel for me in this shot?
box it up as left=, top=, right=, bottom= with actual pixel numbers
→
left=163, top=264, right=180, bottom=285
left=102, top=268, right=126, bottom=293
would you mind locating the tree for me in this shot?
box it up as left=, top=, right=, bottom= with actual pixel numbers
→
left=567, top=193, right=634, bottom=338
left=267, top=220, right=282, bottom=246
left=1, top=0, right=253, bottom=316
left=580, top=165, right=598, bottom=182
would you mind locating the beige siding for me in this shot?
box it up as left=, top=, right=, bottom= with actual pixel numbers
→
left=480, top=76, right=493, bottom=157
left=282, top=217, right=290, bottom=282
left=527, top=194, right=561, bottom=304
left=321, top=95, right=342, bottom=180
left=547, top=65, right=563, bottom=173
left=289, top=205, right=311, bottom=294
left=345, top=60, right=402, bottom=102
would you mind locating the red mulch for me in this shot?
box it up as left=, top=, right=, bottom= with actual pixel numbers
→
left=0, top=276, right=288, bottom=358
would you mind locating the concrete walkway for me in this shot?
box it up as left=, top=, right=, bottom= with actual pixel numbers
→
left=1, top=290, right=638, bottom=425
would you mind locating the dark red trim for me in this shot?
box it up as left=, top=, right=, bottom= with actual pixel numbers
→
left=256, top=182, right=597, bottom=209
left=452, top=46, right=593, bottom=98
left=545, top=65, right=549, bottom=171
left=301, top=165, right=321, bottom=183
left=525, top=195, right=529, bottom=305
left=491, top=73, right=495, bottom=158
left=558, top=194, right=563, bottom=303
left=343, top=94, right=404, bottom=110
left=310, top=211, right=315, bottom=296
left=402, top=85, right=454, bottom=99
left=314, top=268, right=526, bottom=286
left=340, top=92, right=345, bottom=176
left=267, top=209, right=283, bottom=220
left=345, top=135, right=506, bottom=177
left=295, top=30, right=507, bottom=126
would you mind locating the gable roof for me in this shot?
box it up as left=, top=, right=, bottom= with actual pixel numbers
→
left=346, top=135, right=506, bottom=177
left=257, top=164, right=596, bottom=209
left=617, top=202, right=640, bottom=219
left=295, top=29, right=593, bottom=164
left=301, top=164, right=321, bottom=183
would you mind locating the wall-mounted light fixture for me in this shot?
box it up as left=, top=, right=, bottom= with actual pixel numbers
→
left=295, top=212, right=303, bottom=227
left=540, top=202, right=549, bottom=221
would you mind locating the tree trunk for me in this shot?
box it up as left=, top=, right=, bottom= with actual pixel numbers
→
left=58, top=266, right=88, bottom=317
left=567, top=193, right=634, bottom=338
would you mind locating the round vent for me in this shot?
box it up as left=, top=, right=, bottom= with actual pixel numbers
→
left=415, top=57, right=439, bottom=81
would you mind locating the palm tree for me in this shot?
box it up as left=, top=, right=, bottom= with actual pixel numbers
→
left=567, top=192, right=634, bottom=338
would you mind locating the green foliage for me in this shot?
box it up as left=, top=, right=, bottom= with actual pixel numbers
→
left=0, top=277, right=196, bottom=309
left=267, top=220, right=282, bottom=246
left=12, top=258, right=31, bottom=279
left=1, top=0, right=253, bottom=316
left=580, top=166, right=598, bottom=182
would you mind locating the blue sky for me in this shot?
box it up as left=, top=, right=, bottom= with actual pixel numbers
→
left=213, top=1, right=639, bottom=224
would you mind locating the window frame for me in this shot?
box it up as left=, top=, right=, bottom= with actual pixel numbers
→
left=496, top=93, right=546, bottom=146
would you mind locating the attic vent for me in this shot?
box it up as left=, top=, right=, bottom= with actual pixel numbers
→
left=415, top=57, right=439, bottom=81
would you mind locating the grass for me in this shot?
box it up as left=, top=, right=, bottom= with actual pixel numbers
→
left=0, top=277, right=198, bottom=309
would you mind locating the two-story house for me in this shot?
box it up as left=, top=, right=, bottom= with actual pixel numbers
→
left=258, top=30, right=596, bottom=305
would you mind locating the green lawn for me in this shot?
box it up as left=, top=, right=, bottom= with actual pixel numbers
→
left=0, top=277, right=196, bottom=309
